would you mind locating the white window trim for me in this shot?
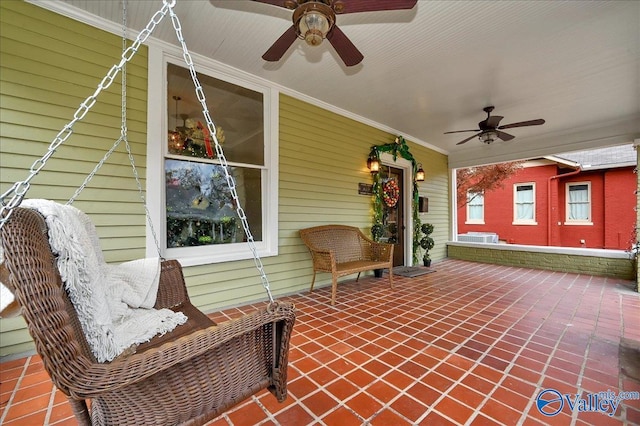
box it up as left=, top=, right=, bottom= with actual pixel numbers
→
left=564, top=181, right=593, bottom=226
left=512, top=182, right=538, bottom=225
left=465, top=191, right=485, bottom=225
left=146, top=46, right=279, bottom=266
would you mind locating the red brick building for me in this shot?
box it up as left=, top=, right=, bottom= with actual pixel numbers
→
left=457, top=145, right=636, bottom=250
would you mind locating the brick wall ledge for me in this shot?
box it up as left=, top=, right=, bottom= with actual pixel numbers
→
left=447, top=241, right=631, bottom=259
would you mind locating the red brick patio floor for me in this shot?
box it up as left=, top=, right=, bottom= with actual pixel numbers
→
left=1, top=259, right=639, bottom=425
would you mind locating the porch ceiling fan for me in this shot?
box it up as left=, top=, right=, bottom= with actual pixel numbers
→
left=445, top=106, right=546, bottom=145
left=251, top=0, right=418, bottom=66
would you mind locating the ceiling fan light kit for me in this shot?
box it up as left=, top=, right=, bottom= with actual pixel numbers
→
left=293, top=2, right=335, bottom=46
left=479, top=131, right=497, bottom=144
left=445, top=106, right=545, bottom=145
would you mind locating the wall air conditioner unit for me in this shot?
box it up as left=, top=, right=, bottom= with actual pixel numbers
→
left=457, top=233, right=498, bottom=243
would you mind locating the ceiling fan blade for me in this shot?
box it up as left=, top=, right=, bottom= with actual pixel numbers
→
left=498, top=119, right=546, bottom=129
left=326, top=25, right=364, bottom=66
left=456, top=133, right=482, bottom=145
left=485, top=115, right=503, bottom=128
left=262, top=25, right=298, bottom=62
left=444, top=129, right=481, bottom=134
left=336, top=0, right=418, bottom=14
left=250, top=0, right=292, bottom=9
left=495, top=130, right=515, bottom=141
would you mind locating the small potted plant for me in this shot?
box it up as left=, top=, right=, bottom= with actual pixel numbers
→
left=420, top=223, right=435, bottom=267
left=371, top=223, right=385, bottom=277
left=371, top=223, right=384, bottom=242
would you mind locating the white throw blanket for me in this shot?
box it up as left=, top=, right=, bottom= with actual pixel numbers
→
left=21, top=199, right=187, bottom=362
left=0, top=279, right=14, bottom=315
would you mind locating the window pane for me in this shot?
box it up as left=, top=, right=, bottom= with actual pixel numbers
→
left=516, top=185, right=533, bottom=202
left=516, top=203, right=534, bottom=220
left=167, top=63, right=264, bottom=165
left=468, top=192, right=483, bottom=220
left=469, top=205, right=482, bottom=220
left=515, top=185, right=534, bottom=220
left=569, top=184, right=588, bottom=202
left=468, top=192, right=483, bottom=206
left=568, top=185, right=589, bottom=220
left=165, top=159, right=262, bottom=248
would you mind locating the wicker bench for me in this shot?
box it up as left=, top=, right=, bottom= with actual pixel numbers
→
left=299, top=225, right=394, bottom=305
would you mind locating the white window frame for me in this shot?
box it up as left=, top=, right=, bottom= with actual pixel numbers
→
left=564, top=181, right=593, bottom=225
left=146, top=46, right=279, bottom=266
left=465, top=190, right=485, bottom=224
left=513, top=183, right=537, bottom=225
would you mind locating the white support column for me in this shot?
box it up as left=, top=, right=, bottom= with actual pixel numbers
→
left=450, top=168, right=458, bottom=242
left=634, top=139, right=640, bottom=289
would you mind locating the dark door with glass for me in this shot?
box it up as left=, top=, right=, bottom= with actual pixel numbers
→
left=380, top=165, right=404, bottom=266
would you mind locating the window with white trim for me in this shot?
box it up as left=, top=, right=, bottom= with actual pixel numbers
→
left=513, top=183, right=536, bottom=224
left=565, top=182, right=592, bottom=224
left=466, top=191, right=484, bottom=224
left=152, top=57, right=278, bottom=266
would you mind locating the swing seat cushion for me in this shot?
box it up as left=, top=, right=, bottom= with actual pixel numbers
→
left=1, top=207, right=296, bottom=425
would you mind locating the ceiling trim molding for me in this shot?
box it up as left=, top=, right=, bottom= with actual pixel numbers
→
left=28, top=0, right=448, bottom=157
left=27, top=0, right=132, bottom=39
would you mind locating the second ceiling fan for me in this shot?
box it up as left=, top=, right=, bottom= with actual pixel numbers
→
left=252, top=0, right=418, bottom=67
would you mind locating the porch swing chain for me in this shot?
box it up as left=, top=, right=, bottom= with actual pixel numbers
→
left=167, top=4, right=274, bottom=304
left=67, top=0, right=163, bottom=257
left=0, top=0, right=274, bottom=304
left=0, top=0, right=172, bottom=229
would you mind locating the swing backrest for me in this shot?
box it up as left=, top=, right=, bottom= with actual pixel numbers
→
left=0, top=206, right=207, bottom=367
left=3, top=207, right=297, bottom=425
left=1, top=207, right=97, bottom=393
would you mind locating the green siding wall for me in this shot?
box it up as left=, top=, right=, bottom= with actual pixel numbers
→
left=278, top=94, right=449, bottom=289
left=0, top=0, right=148, bottom=356
left=183, top=96, right=450, bottom=313
left=0, top=2, right=450, bottom=358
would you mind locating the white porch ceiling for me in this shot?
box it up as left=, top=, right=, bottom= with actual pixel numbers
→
left=38, top=0, right=640, bottom=168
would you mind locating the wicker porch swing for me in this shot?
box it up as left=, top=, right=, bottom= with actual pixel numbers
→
left=0, top=1, right=295, bottom=425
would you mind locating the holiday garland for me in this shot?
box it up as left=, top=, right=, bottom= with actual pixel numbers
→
left=370, top=136, right=423, bottom=264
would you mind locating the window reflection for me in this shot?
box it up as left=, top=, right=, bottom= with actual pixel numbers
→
left=165, top=159, right=262, bottom=248
left=165, top=63, right=265, bottom=251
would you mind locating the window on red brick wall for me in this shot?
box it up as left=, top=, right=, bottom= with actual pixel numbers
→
left=565, top=182, right=592, bottom=225
left=513, top=183, right=537, bottom=225
left=466, top=191, right=484, bottom=224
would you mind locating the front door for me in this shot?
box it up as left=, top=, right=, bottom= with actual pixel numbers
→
left=381, top=165, right=404, bottom=266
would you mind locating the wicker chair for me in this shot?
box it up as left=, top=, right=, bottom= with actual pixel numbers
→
left=299, top=225, right=394, bottom=305
left=0, top=207, right=295, bottom=425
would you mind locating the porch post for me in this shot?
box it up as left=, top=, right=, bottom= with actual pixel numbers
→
left=635, top=140, right=640, bottom=289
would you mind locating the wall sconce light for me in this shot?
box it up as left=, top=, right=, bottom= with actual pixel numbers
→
left=415, top=163, right=425, bottom=181
left=367, top=152, right=380, bottom=173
